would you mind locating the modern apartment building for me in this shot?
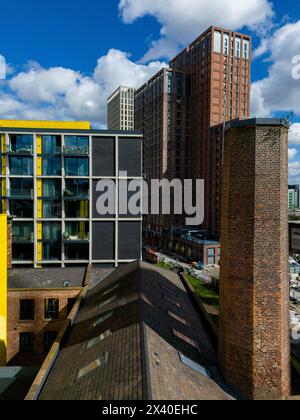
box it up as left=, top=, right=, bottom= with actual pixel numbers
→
left=135, top=68, right=191, bottom=234
left=107, top=86, right=135, bottom=131
left=0, top=120, right=142, bottom=268
left=135, top=26, right=251, bottom=241
left=289, top=184, right=300, bottom=209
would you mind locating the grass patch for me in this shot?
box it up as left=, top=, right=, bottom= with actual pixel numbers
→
left=185, top=273, right=220, bottom=309
left=156, top=262, right=173, bottom=271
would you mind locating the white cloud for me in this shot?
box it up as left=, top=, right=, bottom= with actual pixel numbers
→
left=289, top=148, right=298, bottom=160
left=119, top=0, right=274, bottom=61
left=289, top=160, right=300, bottom=184
left=289, top=124, right=300, bottom=145
left=251, top=21, right=300, bottom=117
left=0, top=50, right=164, bottom=127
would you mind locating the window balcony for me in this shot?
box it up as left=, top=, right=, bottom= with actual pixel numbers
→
left=63, top=221, right=89, bottom=242
left=63, top=232, right=89, bottom=242
left=7, top=145, right=34, bottom=155
left=63, top=146, right=89, bottom=156
left=13, top=232, right=34, bottom=243
left=8, top=189, right=34, bottom=200
left=63, top=189, right=89, bottom=200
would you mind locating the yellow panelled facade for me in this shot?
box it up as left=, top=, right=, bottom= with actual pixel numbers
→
left=1, top=135, right=6, bottom=213
left=0, top=215, right=7, bottom=366
left=0, top=120, right=91, bottom=130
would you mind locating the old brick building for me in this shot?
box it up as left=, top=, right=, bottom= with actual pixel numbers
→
left=219, top=118, right=291, bottom=400
left=7, top=268, right=85, bottom=366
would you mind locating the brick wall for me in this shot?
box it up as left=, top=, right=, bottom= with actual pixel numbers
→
left=7, top=289, right=82, bottom=366
left=219, top=121, right=291, bottom=400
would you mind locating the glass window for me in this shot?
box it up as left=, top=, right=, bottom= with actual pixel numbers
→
left=10, top=157, right=33, bottom=175
left=243, top=39, right=250, bottom=60
left=10, top=135, right=33, bottom=154
left=44, top=299, right=59, bottom=320
left=42, top=157, right=62, bottom=176
left=44, top=331, right=57, bottom=353
left=65, top=200, right=89, bottom=218
left=235, top=37, right=241, bottom=58
left=10, top=200, right=34, bottom=218
left=207, top=248, right=215, bottom=257
left=65, top=136, right=89, bottom=154
left=65, top=243, right=89, bottom=260
left=43, top=222, right=61, bottom=241
left=213, top=31, right=222, bottom=53
left=12, top=243, right=34, bottom=261
left=65, top=158, right=89, bottom=176
left=207, top=256, right=215, bottom=265
left=43, top=180, right=61, bottom=198
left=19, top=333, right=34, bottom=353
left=10, top=179, right=33, bottom=198
left=20, top=300, right=35, bottom=321
left=41, top=136, right=61, bottom=154
left=12, top=222, right=34, bottom=241
left=42, top=243, right=61, bottom=261
left=65, top=179, right=89, bottom=198
left=179, top=353, right=210, bottom=378
left=223, top=33, right=229, bottom=55
left=42, top=201, right=62, bottom=218
left=65, top=222, right=89, bottom=240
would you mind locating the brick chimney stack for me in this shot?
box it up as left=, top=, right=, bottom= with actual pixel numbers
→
left=219, top=119, right=291, bottom=400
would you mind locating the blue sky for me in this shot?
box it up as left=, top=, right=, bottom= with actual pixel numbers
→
left=1, top=0, right=300, bottom=181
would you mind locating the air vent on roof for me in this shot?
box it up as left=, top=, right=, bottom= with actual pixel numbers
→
left=173, top=329, right=198, bottom=350
left=93, top=311, right=114, bottom=327
left=179, top=353, right=211, bottom=378
left=63, top=281, right=70, bottom=288
left=76, top=353, right=108, bottom=380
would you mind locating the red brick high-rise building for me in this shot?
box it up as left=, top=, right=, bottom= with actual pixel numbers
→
left=169, top=26, right=251, bottom=237
left=135, top=26, right=251, bottom=241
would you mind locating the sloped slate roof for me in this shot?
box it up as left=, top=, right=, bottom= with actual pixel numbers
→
left=38, top=261, right=232, bottom=400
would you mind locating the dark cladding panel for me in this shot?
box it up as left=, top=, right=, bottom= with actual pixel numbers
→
left=92, top=222, right=115, bottom=260
left=119, top=222, right=141, bottom=260
left=118, top=138, right=142, bottom=178
left=92, top=136, right=115, bottom=177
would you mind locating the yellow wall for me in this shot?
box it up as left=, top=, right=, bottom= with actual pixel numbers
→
left=0, top=215, right=7, bottom=366
left=0, top=120, right=91, bottom=130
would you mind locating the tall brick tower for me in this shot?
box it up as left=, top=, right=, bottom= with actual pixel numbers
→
left=219, top=118, right=291, bottom=400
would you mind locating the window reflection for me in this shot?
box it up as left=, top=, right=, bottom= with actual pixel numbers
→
left=65, top=158, right=89, bottom=176
left=10, top=157, right=33, bottom=175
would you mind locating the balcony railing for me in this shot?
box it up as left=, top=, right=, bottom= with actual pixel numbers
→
left=13, top=232, right=34, bottom=242
left=7, top=145, right=34, bottom=154
left=8, top=189, right=34, bottom=199
left=63, top=146, right=89, bottom=155
left=64, top=189, right=89, bottom=199
left=63, top=232, right=89, bottom=241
